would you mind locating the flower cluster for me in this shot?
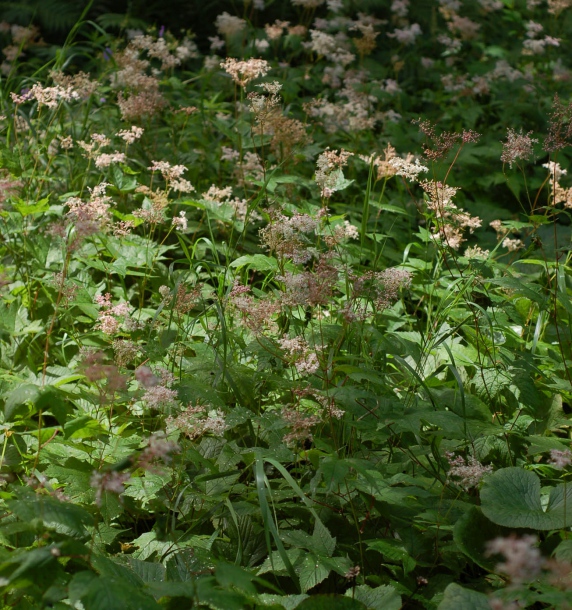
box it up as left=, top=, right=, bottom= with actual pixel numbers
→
left=220, top=57, right=270, bottom=87
left=315, top=148, right=353, bottom=198
left=260, top=211, right=319, bottom=263
left=421, top=180, right=482, bottom=250
left=137, top=431, right=180, bottom=471
left=278, top=335, right=321, bottom=376
left=90, top=471, right=131, bottom=506
left=95, top=293, right=131, bottom=335
left=281, top=406, right=321, bottom=446
left=445, top=453, right=492, bottom=490
left=543, top=161, right=572, bottom=208
left=501, top=128, right=538, bottom=168
left=486, top=535, right=544, bottom=586
left=166, top=404, right=227, bottom=440
left=136, top=366, right=179, bottom=410
left=11, top=83, right=79, bottom=108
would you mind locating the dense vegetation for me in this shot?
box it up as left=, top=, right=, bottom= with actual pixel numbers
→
left=1, top=0, right=572, bottom=608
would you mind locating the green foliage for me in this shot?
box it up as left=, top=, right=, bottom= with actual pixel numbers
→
left=0, top=0, right=572, bottom=608
left=481, top=467, right=572, bottom=530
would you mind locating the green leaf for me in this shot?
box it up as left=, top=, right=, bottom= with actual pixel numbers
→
left=4, top=384, right=40, bottom=420
left=311, top=520, right=336, bottom=558
left=297, top=595, right=367, bottom=610
left=69, top=571, right=161, bottom=610
left=453, top=507, right=513, bottom=570
left=215, top=562, right=257, bottom=596
left=345, top=585, right=401, bottom=610
left=437, top=583, right=490, bottom=610
left=554, top=539, right=572, bottom=563
left=8, top=491, right=93, bottom=538
left=64, top=416, right=106, bottom=439
left=196, top=575, right=251, bottom=610
left=480, top=467, right=572, bottom=530
left=13, top=196, right=50, bottom=216
left=121, top=558, right=166, bottom=583
left=230, top=254, right=278, bottom=271
left=297, top=554, right=329, bottom=593
left=364, top=539, right=416, bottom=574
left=323, top=169, right=354, bottom=194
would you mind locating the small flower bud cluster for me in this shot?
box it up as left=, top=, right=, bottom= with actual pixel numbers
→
left=281, top=406, right=321, bottom=446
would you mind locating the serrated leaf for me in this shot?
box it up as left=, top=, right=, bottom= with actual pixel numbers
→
left=215, top=562, right=257, bottom=596
left=8, top=491, right=93, bottom=538
left=312, top=520, right=336, bottom=557
left=346, top=585, right=401, bottom=610
left=13, top=196, right=50, bottom=216
left=297, top=554, right=329, bottom=593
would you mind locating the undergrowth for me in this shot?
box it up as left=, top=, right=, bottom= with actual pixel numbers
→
left=0, top=0, right=572, bottom=608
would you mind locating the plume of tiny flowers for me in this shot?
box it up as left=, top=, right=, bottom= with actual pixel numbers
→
left=172, top=211, right=187, bottom=231
left=148, top=160, right=194, bottom=193
left=501, top=128, right=538, bottom=168
left=445, top=452, right=492, bottom=491
left=220, top=57, right=270, bottom=87
left=215, top=12, right=246, bottom=37
left=348, top=268, right=412, bottom=319
left=281, top=406, right=321, bottom=446
left=278, top=336, right=321, bottom=376
left=259, top=211, right=319, bottom=264
left=315, top=148, right=353, bottom=198
left=542, top=161, right=572, bottom=207
left=548, top=448, right=572, bottom=469
left=486, top=535, right=544, bottom=586
left=166, top=404, right=227, bottom=440
left=95, top=293, right=131, bottom=335
left=387, top=23, right=422, bottom=45
left=420, top=180, right=482, bottom=250
left=389, top=156, right=429, bottom=181
left=137, top=431, right=180, bottom=471
left=116, top=125, right=144, bottom=144
left=502, top=237, right=524, bottom=252
left=90, top=471, right=131, bottom=506
left=11, top=83, right=79, bottom=108
left=136, top=366, right=178, bottom=410
left=66, top=182, right=114, bottom=234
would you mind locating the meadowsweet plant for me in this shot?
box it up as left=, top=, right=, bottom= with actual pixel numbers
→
left=1, top=1, right=572, bottom=608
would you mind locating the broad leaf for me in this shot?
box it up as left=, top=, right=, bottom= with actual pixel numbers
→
left=437, top=583, right=490, bottom=610
left=453, top=507, right=513, bottom=570
left=480, top=467, right=572, bottom=530
left=345, top=585, right=401, bottom=610
left=297, top=595, right=367, bottom=610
